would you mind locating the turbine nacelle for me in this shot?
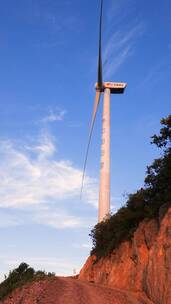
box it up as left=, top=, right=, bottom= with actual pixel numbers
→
left=95, top=82, right=127, bottom=94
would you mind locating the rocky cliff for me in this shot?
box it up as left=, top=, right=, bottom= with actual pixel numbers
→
left=79, top=206, right=171, bottom=304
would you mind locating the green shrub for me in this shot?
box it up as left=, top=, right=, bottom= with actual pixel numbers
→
left=0, top=263, right=55, bottom=300
left=90, top=115, right=171, bottom=259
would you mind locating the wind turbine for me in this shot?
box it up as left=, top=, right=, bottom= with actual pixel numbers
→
left=81, top=0, right=127, bottom=223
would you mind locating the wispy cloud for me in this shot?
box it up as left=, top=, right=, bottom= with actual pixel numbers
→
left=103, top=23, right=144, bottom=78
left=40, top=109, right=66, bottom=123
left=98, top=0, right=145, bottom=78
left=0, top=133, right=97, bottom=229
left=104, top=23, right=143, bottom=60
left=26, top=132, right=56, bottom=157
left=33, top=207, right=95, bottom=229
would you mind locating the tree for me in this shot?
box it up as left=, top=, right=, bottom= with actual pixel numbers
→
left=151, top=115, right=171, bottom=150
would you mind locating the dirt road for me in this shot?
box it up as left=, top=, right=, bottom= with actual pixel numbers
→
left=2, top=277, right=154, bottom=304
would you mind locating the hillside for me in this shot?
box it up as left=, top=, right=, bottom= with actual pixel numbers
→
left=79, top=206, right=171, bottom=304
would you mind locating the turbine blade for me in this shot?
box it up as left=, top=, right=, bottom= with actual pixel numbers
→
left=97, top=0, right=103, bottom=89
left=80, top=1, right=103, bottom=198
left=80, top=90, right=101, bottom=198
left=90, top=89, right=101, bottom=130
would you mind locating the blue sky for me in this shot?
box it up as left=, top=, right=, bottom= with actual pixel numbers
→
left=0, top=0, right=170, bottom=279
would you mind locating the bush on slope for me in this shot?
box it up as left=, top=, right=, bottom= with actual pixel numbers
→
left=0, top=262, right=55, bottom=300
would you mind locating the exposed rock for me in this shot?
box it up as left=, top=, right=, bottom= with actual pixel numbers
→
left=79, top=207, right=171, bottom=304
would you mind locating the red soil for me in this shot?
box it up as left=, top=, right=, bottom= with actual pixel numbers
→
left=1, top=277, right=153, bottom=304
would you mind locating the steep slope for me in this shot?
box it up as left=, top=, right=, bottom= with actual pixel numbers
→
left=0, top=277, right=153, bottom=304
left=79, top=207, right=171, bottom=304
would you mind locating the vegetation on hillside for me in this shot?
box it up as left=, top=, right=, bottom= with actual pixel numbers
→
left=0, top=262, right=55, bottom=300
left=90, top=115, right=171, bottom=259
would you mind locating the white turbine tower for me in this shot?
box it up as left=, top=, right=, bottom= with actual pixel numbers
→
left=81, top=0, right=127, bottom=222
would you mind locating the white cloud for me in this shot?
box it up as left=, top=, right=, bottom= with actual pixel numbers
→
left=41, top=109, right=66, bottom=123
left=33, top=207, right=95, bottom=229
left=0, top=139, right=81, bottom=208
left=26, top=132, right=56, bottom=157
left=0, top=134, right=98, bottom=228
